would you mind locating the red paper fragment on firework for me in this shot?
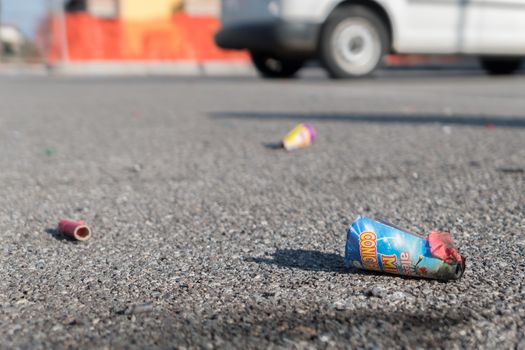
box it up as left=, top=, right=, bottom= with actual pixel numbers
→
left=428, top=231, right=463, bottom=265
left=58, top=219, right=92, bottom=241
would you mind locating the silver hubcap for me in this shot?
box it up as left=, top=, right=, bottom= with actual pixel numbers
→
left=332, top=18, right=381, bottom=76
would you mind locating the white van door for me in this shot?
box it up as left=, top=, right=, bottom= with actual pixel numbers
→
left=479, top=0, right=525, bottom=55
left=389, top=0, right=483, bottom=54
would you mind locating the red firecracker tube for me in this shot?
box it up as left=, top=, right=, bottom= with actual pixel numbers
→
left=58, top=219, right=92, bottom=241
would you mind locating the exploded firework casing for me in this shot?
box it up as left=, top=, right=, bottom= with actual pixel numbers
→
left=282, top=123, right=316, bottom=151
left=58, top=219, right=92, bottom=241
left=345, top=216, right=465, bottom=280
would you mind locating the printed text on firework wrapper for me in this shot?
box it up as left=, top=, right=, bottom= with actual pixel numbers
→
left=359, top=231, right=382, bottom=271
left=359, top=231, right=402, bottom=274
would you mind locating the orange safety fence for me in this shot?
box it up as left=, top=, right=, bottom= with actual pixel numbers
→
left=386, top=54, right=461, bottom=66
left=39, top=12, right=249, bottom=63
left=37, top=13, right=461, bottom=66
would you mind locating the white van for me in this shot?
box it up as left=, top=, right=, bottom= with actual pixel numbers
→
left=215, top=0, right=525, bottom=78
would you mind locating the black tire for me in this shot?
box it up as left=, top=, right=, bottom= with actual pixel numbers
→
left=480, top=57, right=523, bottom=76
left=320, top=6, right=389, bottom=79
left=250, top=51, right=304, bottom=79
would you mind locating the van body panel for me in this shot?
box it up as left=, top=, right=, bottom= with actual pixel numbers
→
left=216, top=0, right=525, bottom=56
left=479, top=0, right=525, bottom=55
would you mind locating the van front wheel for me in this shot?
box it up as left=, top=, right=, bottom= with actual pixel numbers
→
left=250, top=52, right=304, bottom=78
left=320, top=6, right=388, bottom=79
left=480, top=57, right=523, bottom=76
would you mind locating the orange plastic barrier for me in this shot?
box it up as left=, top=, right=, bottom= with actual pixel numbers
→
left=386, top=54, right=461, bottom=66
left=42, top=13, right=248, bottom=63
left=37, top=13, right=460, bottom=66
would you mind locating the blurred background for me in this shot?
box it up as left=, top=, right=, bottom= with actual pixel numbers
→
left=0, top=0, right=469, bottom=75
left=0, top=0, right=247, bottom=71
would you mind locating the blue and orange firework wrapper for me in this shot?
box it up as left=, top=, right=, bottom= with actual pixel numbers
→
left=345, top=216, right=465, bottom=280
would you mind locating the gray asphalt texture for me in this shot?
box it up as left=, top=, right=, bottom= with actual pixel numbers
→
left=1, top=70, right=524, bottom=349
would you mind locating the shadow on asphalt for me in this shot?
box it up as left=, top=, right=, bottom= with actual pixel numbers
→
left=262, top=142, right=284, bottom=149
left=213, top=111, right=525, bottom=129
left=45, top=228, right=78, bottom=242
left=97, top=299, right=474, bottom=348
left=247, top=249, right=453, bottom=281
left=229, top=306, right=469, bottom=345
left=247, top=249, right=346, bottom=273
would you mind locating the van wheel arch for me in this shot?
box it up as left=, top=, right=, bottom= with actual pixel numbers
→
left=480, top=57, right=523, bottom=76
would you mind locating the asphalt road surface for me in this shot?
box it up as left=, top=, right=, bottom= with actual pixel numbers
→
left=1, top=69, right=524, bottom=349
